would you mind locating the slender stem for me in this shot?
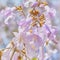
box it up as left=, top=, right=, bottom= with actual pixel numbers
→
left=40, top=46, right=44, bottom=60
left=22, top=10, right=26, bottom=18
left=0, top=56, right=1, bottom=60
left=10, top=48, right=15, bottom=60
left=0, top=47, right=12, bottom=51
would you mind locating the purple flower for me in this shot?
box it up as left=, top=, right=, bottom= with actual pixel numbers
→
left=31, top=2, right=38, bottom=7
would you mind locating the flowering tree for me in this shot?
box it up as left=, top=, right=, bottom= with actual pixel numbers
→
left=0, top=0, right=58, bottom=60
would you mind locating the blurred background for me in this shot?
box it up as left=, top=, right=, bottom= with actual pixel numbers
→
left=0, top=0, right=60, bottom=60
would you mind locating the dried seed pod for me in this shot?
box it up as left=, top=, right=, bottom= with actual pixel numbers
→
left=39, top=14, right=45, bottom=21
left=39, top=14, right=45, bottom=27
left=21, top=48, right=26, bottom=54
left=32, top=16, right=37, bottom=21
left=30, top=9, right=39, bottom=16
left=16, top=6, right=23, bottom=11
left=39, top=21, right=45, bottom=27
left=42, top=2, right=48, bottom=6
left=0, top=51, right=3, bottom=60
left=18, top=56, right=22, bottom=60
left=31, top=21, right=37, bottom=27
left=16, top=6, right=26, bottom=17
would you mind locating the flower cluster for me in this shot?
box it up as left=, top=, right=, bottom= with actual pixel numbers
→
left=0, top=0, right=58, bottom=60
